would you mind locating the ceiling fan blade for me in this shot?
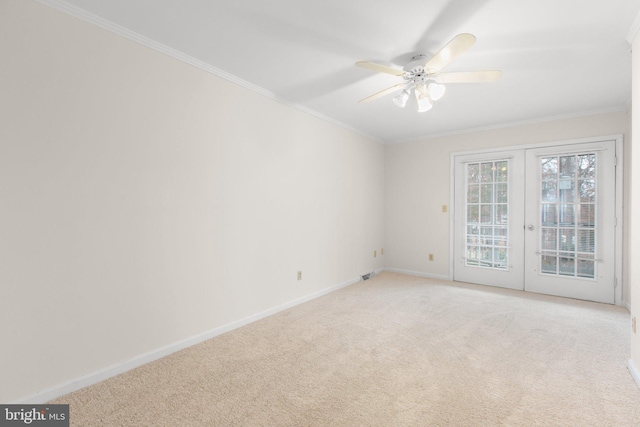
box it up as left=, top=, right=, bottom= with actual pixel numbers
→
left=358, top=83, right=406, bottom=104
left=356, top=61, right=405, bottom=76
left=435, top=70, right=503, bottom=83
left=424, top=33, right=476, bottom=75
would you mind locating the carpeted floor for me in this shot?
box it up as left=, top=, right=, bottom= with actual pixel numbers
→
left=52, top=272, right=640, bottom=426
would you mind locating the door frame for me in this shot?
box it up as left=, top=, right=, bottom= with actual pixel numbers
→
left=449, top=134, right=624, bottom=305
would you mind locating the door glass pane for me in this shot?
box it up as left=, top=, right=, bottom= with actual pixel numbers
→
left=496, top=161, right=508, bottom=182
left=559, top=156, right=576, bottom=178
left=559, top=253, right=576, bottom=276
left=541, top=157, right=558, bottom=180
left=559, top=229, right=575, bottom=251
left=465, top=160, right=509, bottom=270
left=496, top=183, right=508, bottom=203
left=496, top=205, right=508, bottom=224
left=558, top=204, right=575, bottom=225
left=480, top=163, right=494, bottom=182
left=579, top=204, right=595, bottom=227
left=495, top=248, right=507, bottom=267
left=579, top=180, right=595, bottom=202
left=577, top=259, right=595, bottom=278
left=541, top=228, right=557, bottom=250
left=481, top=184, right=494, bottom=203
left=467, top=205, right=479, bottom=223
left=468, top=184, right=479, bottom=203
left=541, top=181, right=557, bottom=202
left=578, top=230, right=595, bottom=253
left=539, top=154, right=597, bottom=279
left=541, top=204, right=557, bottom=226
left=541, top=255, right=557, bottom=274
left=481, top=205, right=493, bottom=223
left=467, top=163, right=480, bottom=182
left=577, top=154, right=596, bottom=179
left=559, top=180, right=575, bottom=203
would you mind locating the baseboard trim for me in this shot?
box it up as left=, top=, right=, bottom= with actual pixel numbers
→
left=629, top=359, right=640, bottom=390
left=383, top=268, right=450, bottom=281
left=14, top=276, right=360, bottom=404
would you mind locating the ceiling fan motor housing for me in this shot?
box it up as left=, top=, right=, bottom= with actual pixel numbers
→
left=403, top=54, right=435, bottom=84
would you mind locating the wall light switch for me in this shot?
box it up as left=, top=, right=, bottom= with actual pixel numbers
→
left=429, top=253, right=434, bottom=261
left=442, top=205, right=448, bottom=213
left=381, top=248, right=384, bottom=255
left=297, top=271, right=302, bottom=281
left=374, top=250, right=377, bottom=258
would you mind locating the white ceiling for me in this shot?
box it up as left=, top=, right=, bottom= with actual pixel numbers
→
left=48, top=0, right=640, bottom=142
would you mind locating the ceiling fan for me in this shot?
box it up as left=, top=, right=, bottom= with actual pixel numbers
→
left=356, top=33, right=502, bottom=112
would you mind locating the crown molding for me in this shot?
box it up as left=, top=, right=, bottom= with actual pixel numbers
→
left=627, top=11, right=640, bottom=44
left=389, top=106, right=629, bottom=145
left=34, top=0, right=382, bottom=144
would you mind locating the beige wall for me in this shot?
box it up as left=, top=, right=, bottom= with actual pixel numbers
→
left=630, top=31, right=640, bottom=381
left=3, top=0, right=637, bottom=403
left=0, top=1, right=384, bottom=402
left=385, top=111, right=629, bottom=297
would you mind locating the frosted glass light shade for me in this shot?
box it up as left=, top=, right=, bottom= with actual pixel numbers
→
left=393, top=89, right=410, bottom=108
left=428, top=83, right=446, bottom=101
left=416, top=96, right=433, bottom=112
left=414, top=83, right=429, bottom=101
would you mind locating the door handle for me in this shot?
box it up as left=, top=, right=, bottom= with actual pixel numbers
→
left=527, top=224, right=534, bottom=231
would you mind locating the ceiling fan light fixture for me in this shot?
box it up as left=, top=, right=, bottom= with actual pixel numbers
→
left=427, top=82, right=446, bottom=101
left=416, top=95, right=433, bottom=113
left=415, top=83, right=429, bottom=101
left=356, top=34, right=501, bottom=114
left=393, top=89, right=410, bottom=108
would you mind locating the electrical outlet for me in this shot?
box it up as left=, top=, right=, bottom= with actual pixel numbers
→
left=374, top=250, right=377, bottom=258
left=381, top=248, right=384, bottom=255
left=429, top=253, right=434, bottom=261
left=297, top=271, right=302, bottom=281
left=633, top=317, right=637, bottom=334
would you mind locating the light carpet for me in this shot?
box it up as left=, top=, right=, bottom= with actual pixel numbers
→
left=51, top=272, right=640, bottom=426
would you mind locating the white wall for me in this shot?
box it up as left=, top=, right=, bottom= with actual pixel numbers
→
left=0, top=0, right=384, bottom=403
left=630, top=29, right=640, bottom=386
left=385, top=111, right=630, bottom=296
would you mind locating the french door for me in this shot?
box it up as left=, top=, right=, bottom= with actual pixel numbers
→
left=453, top=140, right=617, bottom=303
